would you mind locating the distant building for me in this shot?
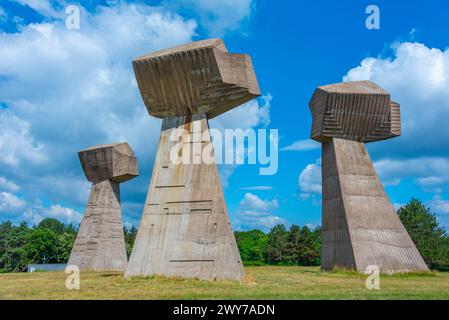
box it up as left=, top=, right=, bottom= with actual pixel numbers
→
left=27, top=264, right=67, bottom=272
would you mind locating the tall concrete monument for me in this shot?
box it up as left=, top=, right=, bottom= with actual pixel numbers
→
left=125, top=38, right=260, bottom=281
left=68, top=142, right=138, bottom=271
left=309, top=80, right=428, bottom=274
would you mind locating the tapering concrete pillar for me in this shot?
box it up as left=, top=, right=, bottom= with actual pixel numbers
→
left=309, top=81, right=428, bottom=273
left=126, top=38, right=260, bottom=281
left=68, top=142, right=138, bottom=271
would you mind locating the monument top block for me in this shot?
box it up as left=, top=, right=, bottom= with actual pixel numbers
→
left=78, top=142, right=138, bottom=183
left=309, top=80, right=401, bottom=143
left=133, top=38, right=260, bottom=119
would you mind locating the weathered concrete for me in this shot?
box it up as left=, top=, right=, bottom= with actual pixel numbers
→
left=310, top=81, right=401, bottom=143
left=126, top=114, right=244, bottom=280
left=68, top=142, right=138, bottom=271
left=133, top=38, right=260, bottom=119
left=126, top=38, right=260, bottom=281
left=310, top=81, right=428, bottom=273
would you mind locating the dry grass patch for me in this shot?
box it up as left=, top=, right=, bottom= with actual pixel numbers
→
left=0, top=266, right=448, bottom=300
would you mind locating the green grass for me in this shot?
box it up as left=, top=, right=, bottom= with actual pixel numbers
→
left=0, top=266, right=448, bottom=300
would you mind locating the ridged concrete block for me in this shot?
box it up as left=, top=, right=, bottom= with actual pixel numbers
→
left=126, top=38, right=258, bottom=281
left=125, top=115, right=245, bottom=280
left=133, top=38, right=260, bottom=119
left=309, top=81, right=428, bottom=274
left=321, top=138, right=428, bottom=273
left=68, top=142, right=138, bottom=271
left=310, top=81, right=401, bottom=143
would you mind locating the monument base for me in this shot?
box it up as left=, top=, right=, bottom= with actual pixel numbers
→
left=125, top=114, right=245, bottom=281
left=68, top=180, right=128, bottom=271
left=321, top=138, right=429, bottom=273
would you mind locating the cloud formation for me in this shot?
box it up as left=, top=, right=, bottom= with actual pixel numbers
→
left=0, top=2, right=197, bottom=224
left=0, top=1, right=266, bottom=226
left=281, top=139, right=320, bottom=152
left=344, top=41, right=449, bottom=222
left=298, top=159, right=321, bottom=201
left=234, top=192, right=285, bottom=231
left=344, top=42, right=449, bottom=159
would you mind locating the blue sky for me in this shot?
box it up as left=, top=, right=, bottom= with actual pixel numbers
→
left=1, top=0, right=449, bottom=232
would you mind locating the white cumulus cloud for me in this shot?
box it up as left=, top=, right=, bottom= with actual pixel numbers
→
left=0, top=1, right=267, bottom=227
left=0, top=192, right=26, bottom=211
left=374, top=157, right=449, bottom=192
left=344, top=41, right=449, bottom=226
left=298, top=159, right=321, bottom=201
left=344, top=42, right=449, bottom=159
left=429, top=196, right=449, bottom=215
left=235, top=192, right=285, bottom=231
left=0, top=2, right=197, bottom=224
left=0, top=177, right=20, bottom=192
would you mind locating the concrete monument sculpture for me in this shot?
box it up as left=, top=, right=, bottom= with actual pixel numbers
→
left=68, top=142, right=138, bottom=271
left=126, top=38, right=260, bottom=281
left=309, top=80, right=428, bottom=273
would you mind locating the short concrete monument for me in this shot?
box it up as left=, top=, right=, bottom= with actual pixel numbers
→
left=125, top=38, right=260, bottom=281
left=309, top=80, right=429, bottom=273
left=68, top=142, right=138, bottom=271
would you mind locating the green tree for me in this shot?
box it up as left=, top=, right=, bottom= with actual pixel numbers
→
left=25, top=228, right=60, bottom=264
left=265, top=224, right=289, bottom=265
left=37, top=218, right=65, bottom=234
left=0, top=221, right=13, bottom=272
left=2, top=222, right=30, bottom=272
left=124, top=225, right=138, bottom=258
left=56, top=232, right=76, bottom=262
left=286, top=225, right=321, bottom=266
left=398, top=198, right=448, bottom=269
left=235, top=230, right=268, bottom=265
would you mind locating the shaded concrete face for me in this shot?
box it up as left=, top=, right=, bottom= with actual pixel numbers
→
left=310, top=81, right=428, bottom=274
left=69, top=142, right=138, bottom=271
left=133, top=38, right=260, bottom=119
left=126, top=115, right=244, bottom=280
left=309, top=81, right=401, bottom=143
left=321, top=138, right=428, bottom=273
left=126, top=39, right=256, bottom=281
left=79, top=142, right=138, bottom=183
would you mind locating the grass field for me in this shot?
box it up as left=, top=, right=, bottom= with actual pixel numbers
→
left=0, top=266, right=448, bottom=300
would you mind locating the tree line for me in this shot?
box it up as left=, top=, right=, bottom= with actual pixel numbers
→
left=235, top=199, right=449, bottom=270
left=0, top=218, right=138, bottom=273
left=0, top=198, right=448, bottom=272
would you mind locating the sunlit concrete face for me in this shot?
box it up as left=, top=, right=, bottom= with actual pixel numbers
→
left=126, top=39, right=260, bottom=281
left=68, top=142, right=138, bottom=271
left=309, top=81, right=429, bottom=274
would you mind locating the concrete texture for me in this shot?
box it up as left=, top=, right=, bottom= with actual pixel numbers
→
left=133, top=38, right=260, bottom=119
left=310, top=81, right=428, bottom=273
left=126, top=115, right=244, bottom=280
left=310, top=81, right=401, bottom=143
left=126, top=38, right=259, bottom=281
left=68, top=142, right=138, bottom=271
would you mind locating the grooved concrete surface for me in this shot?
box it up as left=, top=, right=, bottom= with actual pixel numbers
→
left=126, top=38, right=258, bottom=281
left=309, top=81, right=401, bottom=143
left=126, top=115, right=244, bottom=280
left=68, top=143, right=138, bottom=271
left=310, top=81, right=428, bottom=274
left=133, top=38, right=260, bottom=119
left=321, top=138, right=429, bottom=273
